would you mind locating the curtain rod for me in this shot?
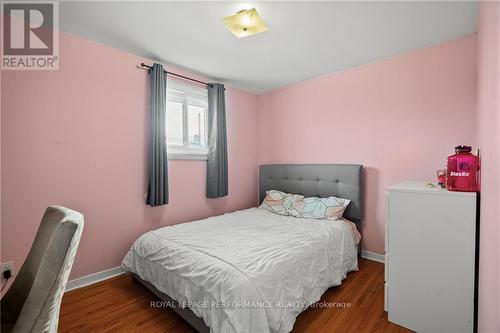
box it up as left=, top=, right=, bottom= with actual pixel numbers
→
left=140, top=63, right=213, bottom=87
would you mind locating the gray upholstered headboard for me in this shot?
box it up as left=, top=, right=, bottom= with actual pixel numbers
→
left=259, top=164, right=363, bottom=227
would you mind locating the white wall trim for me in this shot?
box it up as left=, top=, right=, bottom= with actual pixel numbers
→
left=65, top=266, right=125, bottom=292
left=361, top=250, right=385, bottom=263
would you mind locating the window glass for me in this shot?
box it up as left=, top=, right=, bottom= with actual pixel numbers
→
left=188, top=104, right=206, bottom=148
left=166, top=78, right=209, bottom=159
left=166, top=100, right=183, bottom=147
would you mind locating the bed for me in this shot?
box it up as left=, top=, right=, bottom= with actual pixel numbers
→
left=122, top=164, right=363, bottom=333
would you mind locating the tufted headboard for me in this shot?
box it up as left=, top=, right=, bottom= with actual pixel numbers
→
left=259, top=164, right=364, bottom=228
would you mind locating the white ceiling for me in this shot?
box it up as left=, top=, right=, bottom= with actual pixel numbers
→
left=59, top=1, right=479, bottom=94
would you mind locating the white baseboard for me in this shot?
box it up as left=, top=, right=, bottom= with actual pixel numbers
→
left=361, top=250, right=385, bottom=263
left=65, top=266, right=125, bottom=292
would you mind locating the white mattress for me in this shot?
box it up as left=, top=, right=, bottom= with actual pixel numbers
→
left=121, top=208, right=359, bottom=333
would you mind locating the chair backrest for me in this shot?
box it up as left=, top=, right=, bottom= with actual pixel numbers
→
left=2, top=206, right=84, bottom=333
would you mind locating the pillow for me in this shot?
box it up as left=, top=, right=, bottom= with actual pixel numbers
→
left=260, top=190, right=304, bottom=216
left=287, top=196, right=351, bottom=220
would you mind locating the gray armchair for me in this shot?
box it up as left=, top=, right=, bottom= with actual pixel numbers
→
left=1, top=206, right=84, bottom=333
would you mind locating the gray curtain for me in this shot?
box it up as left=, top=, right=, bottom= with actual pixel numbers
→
left=206, top=83, right=228, bottom=198
left=146, top=63, right=169, bottom=206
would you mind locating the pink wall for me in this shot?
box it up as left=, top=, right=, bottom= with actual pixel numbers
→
left=1, top=31, right=259, bottom=279
left=257, top=35, right=478, bottom=254
left=477, top=2, right=500, bottom=332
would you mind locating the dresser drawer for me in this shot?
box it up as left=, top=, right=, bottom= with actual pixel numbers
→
left=384, top=282, right=389, bottom=312
left=384, top=191, right=389, bottom=253
left=384, top=223, right=389, bottom=253
left=384, top=253, right=389, bottom=282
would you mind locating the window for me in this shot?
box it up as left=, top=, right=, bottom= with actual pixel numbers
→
left=166, top=78, right=209, bottom=160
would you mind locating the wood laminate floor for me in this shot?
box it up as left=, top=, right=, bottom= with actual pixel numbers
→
left=59, top=258, right=412, bottom=333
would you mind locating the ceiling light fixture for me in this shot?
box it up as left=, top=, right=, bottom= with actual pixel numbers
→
left=223, top=8, right=268, bottom=38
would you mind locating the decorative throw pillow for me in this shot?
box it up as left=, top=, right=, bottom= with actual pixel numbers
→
left=287, top=196, right=351, bottom=220
left=260, top=190, right=304, bottom=216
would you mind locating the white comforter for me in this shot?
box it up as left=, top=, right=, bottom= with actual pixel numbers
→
left=121, top=208, right=358, bottom=333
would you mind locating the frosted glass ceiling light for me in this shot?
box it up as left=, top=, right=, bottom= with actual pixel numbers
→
left=223, top=8, right=268, bottom=38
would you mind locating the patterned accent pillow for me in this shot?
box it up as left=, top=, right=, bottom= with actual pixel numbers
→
left=287, top=196, right=351, bottom=220
left=260, top=190, right=304, bottom=216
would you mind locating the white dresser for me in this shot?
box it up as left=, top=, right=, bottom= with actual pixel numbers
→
left=385, top=181, right=477, bottom=333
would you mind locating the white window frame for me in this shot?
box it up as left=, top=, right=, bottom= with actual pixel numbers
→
left=166, top=78, right=209, bottom=161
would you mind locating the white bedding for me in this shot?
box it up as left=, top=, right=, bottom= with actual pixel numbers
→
left=121, top=208, right=359, bottom=333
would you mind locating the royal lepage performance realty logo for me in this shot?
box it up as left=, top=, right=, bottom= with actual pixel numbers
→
left=2, top=1, right=59, bottom=70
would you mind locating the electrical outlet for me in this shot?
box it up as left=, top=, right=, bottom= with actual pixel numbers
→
left=0, top=261, right=15, bottom=278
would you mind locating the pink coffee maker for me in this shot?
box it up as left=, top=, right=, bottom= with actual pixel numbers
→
left=446, top=145, right=480, bottom=192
